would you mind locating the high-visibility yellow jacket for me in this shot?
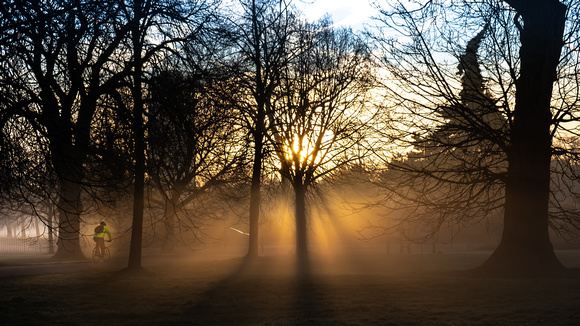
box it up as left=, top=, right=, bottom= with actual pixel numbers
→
left=94, top=225, right=112, bottom=240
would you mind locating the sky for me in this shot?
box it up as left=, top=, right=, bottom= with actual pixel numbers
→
left=296, top=0, right=377, bottom=31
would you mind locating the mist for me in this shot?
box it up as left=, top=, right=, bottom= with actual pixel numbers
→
left=3, top=0, right=580, bottom=324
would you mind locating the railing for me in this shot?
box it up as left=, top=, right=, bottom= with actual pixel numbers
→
left=0, top=237, right=52, bottom=254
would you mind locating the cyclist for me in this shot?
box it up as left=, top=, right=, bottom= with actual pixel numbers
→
left=93, top=221, right=112, bottom=258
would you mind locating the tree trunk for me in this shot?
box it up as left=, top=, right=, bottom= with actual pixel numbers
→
left=294, top=181, right=308, bottom=263
left=246, top=0, right=268, bottom=260
left=5, top=220, right=12, bottom=238
left=52, top=178, right=85, bottom=260
left=162, top=191, right=178, bottom=253
left=47, top=203, right=55, bottom=254
left=127, top=0, right=145, bottom=272
left=49, top=137, right=85, bottom=260
left=477, top=0, right=567, bottom=276
left=247, top=130, right=263, bottom=259
left=35, top=218, right=40, bottom=237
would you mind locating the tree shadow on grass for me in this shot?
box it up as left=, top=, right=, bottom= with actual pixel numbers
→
left=116, top=265, right=159, bottom=278
left=293, top=255, right=327, bottom=324
left=180, top=254, right=328, bottom=325
left=461, top=263, right=580, bottom=279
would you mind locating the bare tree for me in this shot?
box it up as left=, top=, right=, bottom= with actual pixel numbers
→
left=121, top=0, right=218, bottom=272
left=373, top=0, right=574, bottom=276
left=0, top=0, right=134, bottom=260
left=219, top=0, right=297, bottom=258
left=271, top=19, right=376, bottom=262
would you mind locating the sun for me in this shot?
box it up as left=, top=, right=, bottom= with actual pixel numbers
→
left=283, top=130, right=334, bottom=170
left=283, top=135, right=312, bottom=167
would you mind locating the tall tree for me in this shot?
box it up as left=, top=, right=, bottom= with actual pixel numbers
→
left=271, top=19, right=375, bottom=262
left=127, top=0, right=146, bottom=271
left=0, top=0, right=133, bottom=260
left=481, top=0, right=567, bottom=275
left=220, top=0, right=296, bottom=258
left=121, top=0, right=218, bottom=271
left=373, top=0, right=572, bottom=276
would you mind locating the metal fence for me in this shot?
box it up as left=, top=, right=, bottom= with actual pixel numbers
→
left=0, top=237, right=52, bottom=254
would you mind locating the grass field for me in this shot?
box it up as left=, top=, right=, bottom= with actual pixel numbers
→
left=2, top=251, right=580, bottom=325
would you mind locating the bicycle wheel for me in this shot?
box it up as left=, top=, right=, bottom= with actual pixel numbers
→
left=102, top=247, right=111, bottom=262
left=92, top=247, right=101, bottom=263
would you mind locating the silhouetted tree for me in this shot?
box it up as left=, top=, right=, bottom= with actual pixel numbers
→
left=0, top=0, right=134, bottom=260
left=483, top=0, right=567, bottom=276
left=373, top=0, right=573, bottom=276
left=219, top=0, right=297, bottom=258
left=121, top=0, right=218, bottom=272
left=271, top=19, right=376, bottom=261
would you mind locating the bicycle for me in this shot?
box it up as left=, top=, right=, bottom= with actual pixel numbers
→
left=92, top=240, right=111, bottom=263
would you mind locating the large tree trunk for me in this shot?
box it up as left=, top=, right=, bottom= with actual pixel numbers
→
left=477, top=0, right=567, bottom=276
left=52, top=178, right=85, bottom=260
left=50, top=138, right=86, bottom=260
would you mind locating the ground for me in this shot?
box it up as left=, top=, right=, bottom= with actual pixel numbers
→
left=1, top=250, right=580, bottom=325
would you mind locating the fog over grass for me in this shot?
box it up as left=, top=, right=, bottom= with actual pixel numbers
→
left=2, top=249, right=580, bottom=325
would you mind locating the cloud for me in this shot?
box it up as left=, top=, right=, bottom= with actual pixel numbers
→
left=299, top=0, right=375, bottom=30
